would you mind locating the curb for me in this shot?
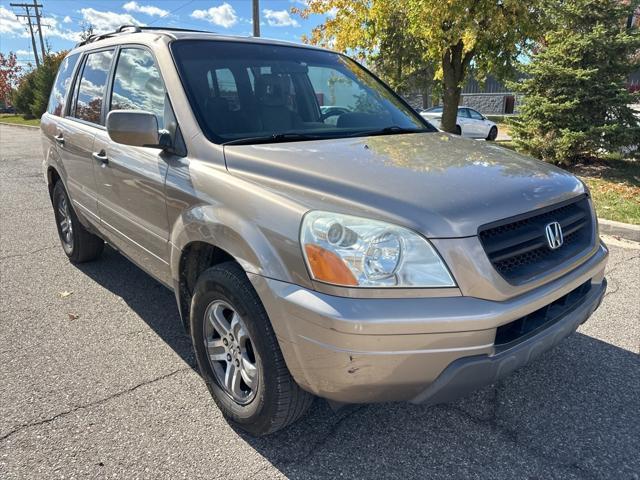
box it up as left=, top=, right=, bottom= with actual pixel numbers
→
left=0, top=122, right=40, bottom=129
left=599, top=218, right=640, bottom=243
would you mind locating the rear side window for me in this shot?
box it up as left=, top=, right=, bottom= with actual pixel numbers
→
left=47, top=53, right=79, bottom=116
left=110, top=48, right=165, bottom=128
left=73, top=50, right=114, bottom=125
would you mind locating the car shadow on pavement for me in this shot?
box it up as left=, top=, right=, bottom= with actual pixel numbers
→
left=75, top=246, right=197, bottom=369
left=76, top=247, right=638, bottom=479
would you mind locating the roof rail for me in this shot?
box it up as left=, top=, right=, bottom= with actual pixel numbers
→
left=75, top=25, right=211, bottom=48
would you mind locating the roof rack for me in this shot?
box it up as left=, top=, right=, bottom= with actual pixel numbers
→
left=75, top=25, right=211, bottom=47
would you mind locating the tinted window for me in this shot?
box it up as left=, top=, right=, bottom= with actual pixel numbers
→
left=458, top=108, right=471, bottom=118
left=426, top=106, right=443, bottom=113
left=171, top=40, right=433, bottom=144
left=110, top=48, right=165, bottom=128
left=469, top=109, right=484, bottom=120
left=74, top=50, right=114, bottom=125
left=212, top=68, right=240, bottom=111
left=47, top=53, right=80, bottom=116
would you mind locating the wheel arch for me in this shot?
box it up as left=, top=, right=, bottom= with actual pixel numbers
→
left=175, top=240, right=237, bottom=332
left=46, top=165, right=62, bottom=201
left=169, top=204, right=310, bottom=331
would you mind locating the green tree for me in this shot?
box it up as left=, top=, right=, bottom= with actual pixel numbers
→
left=295, top=0, right=545, bottom=132
left=510, top=0, right=640, bottom=165
left=12, top=69, right=37, bottom=118
left=30, top=52, right=66, bottom=118
left=11, top=51, right=66, bottom=119
left=295, top=2, right=436, bottom=107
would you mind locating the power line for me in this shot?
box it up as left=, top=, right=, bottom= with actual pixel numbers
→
left=148, top=0, right=196, bottom=25
left=10, top=1, right=46, bottom=67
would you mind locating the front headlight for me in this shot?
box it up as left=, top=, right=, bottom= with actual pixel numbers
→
left=300, top=211, right=456, bottom=288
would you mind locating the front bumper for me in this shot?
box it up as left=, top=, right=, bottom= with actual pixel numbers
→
left=249, top=243, right=608, bottom=404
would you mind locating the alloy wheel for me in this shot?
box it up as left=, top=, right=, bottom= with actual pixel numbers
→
left=57, top=194, right=74, bottom=252
left=203, top=300, right=259, bottom=404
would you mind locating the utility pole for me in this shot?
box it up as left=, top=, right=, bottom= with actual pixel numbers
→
left=10, top=1, right=45, bottom=67
left=252, top=0, right=260, bottom=37
left=32, top=1, right=47, bottom=61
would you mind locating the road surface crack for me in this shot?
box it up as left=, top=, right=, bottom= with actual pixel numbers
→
left=0, top=245, right=59, bottom=261
left=0, top=367, right=190, bottom=443
left=442, top=388, right=599, bottom=480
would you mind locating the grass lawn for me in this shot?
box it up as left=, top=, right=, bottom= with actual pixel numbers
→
left=570, top=157, right=640, bottom=225
left=0, top=114, right=40, bottom=127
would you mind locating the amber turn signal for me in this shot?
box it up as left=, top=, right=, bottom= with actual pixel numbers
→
left=304, top=244, right=358, bottom=286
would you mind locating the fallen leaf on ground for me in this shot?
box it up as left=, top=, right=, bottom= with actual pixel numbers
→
left=59, top=291, right=73, bottom=298
left=67, top=313, right=80, bottom=321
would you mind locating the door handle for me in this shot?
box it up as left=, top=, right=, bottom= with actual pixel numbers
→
left=92, top=150, right=109, bottom=165
left=54, top=134, right=64, bottom=146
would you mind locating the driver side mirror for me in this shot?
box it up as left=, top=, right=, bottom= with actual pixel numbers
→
left=106, top=110, right=167, bottom=149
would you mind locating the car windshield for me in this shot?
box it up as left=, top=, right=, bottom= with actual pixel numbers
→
left=170, top=40, right=435, bottom=144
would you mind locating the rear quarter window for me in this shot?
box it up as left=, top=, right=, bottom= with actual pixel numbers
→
left=47, top=53, right=80, bottom=116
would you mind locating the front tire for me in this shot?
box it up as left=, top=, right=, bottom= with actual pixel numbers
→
left=190, top=262, right=314, bottom=436
left=486, top=126, right=498, bottom=141
left=52, top=181, right=104, bottom=263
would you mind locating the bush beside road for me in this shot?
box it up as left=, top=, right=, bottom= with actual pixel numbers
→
left=1, top=123, right=639, bottom=479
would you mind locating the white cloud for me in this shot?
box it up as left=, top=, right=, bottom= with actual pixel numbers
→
left=40, top=15, right=83, bottom=42
left=191, top=3, right=238, bottom=28
left=122, top=2, right=168, bottom=18
left=15, top=49, right=31, bottom=56
left=0, top=6, right=27, bottom=36
left=63, top=16, right=72, bottom=23
left=263, top=9, right=299, bottom=27
left=79, top=8, right=143, bottom=34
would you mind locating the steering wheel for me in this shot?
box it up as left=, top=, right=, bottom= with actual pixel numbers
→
left=321, top=107, right=350, bottom=122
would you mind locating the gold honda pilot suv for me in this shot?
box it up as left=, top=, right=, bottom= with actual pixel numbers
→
left=41, top=26, right=608, bottom=436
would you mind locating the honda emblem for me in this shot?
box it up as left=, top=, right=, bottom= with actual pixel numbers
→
left=545, top=221, right=564, bottom=250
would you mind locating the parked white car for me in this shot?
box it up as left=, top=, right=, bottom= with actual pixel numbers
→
left=421, top=106, right=498, bottom=140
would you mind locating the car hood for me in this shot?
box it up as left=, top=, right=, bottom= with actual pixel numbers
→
left=223, top=132, right=586, bottom=238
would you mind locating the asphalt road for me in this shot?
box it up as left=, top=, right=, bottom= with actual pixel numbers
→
left=1, top=124, right=639, bottom=479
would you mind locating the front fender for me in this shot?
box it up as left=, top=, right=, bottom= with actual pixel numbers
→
left=169, top=203, right=313, bottom=290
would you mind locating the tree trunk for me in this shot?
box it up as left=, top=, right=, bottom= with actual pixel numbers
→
left=440, top=41, right=474, bottom=133
left=441, top=85, right=461, bottom=133
left=421, top=80, right=432, bottom=109
left=421, top=66, right=434, bottom=109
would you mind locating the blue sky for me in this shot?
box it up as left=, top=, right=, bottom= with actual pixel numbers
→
left=0, top=1, right=330, bottom=67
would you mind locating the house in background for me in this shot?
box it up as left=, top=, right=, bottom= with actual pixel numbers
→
left=458, top=75, right=519, bottom=115
left=404, top=74, right=520, bottom=115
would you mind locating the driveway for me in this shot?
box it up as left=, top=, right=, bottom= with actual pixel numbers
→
left=1, top=124, right=638, bottom=479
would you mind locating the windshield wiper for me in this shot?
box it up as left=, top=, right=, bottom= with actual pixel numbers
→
left=348, top=126, right=430, bottom=137
left=222, top=132, right=325, bottom=146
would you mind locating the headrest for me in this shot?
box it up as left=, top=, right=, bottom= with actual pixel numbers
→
left=255, top=74, right=290, bottom=107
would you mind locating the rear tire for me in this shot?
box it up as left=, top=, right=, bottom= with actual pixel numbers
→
left=455, top=125, right=462, bottom=135
left=52, top=181, right=104, bottom=264
left=486, top=126, right=498, bottom=141
left=190, top=262, right=314, bottom=436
